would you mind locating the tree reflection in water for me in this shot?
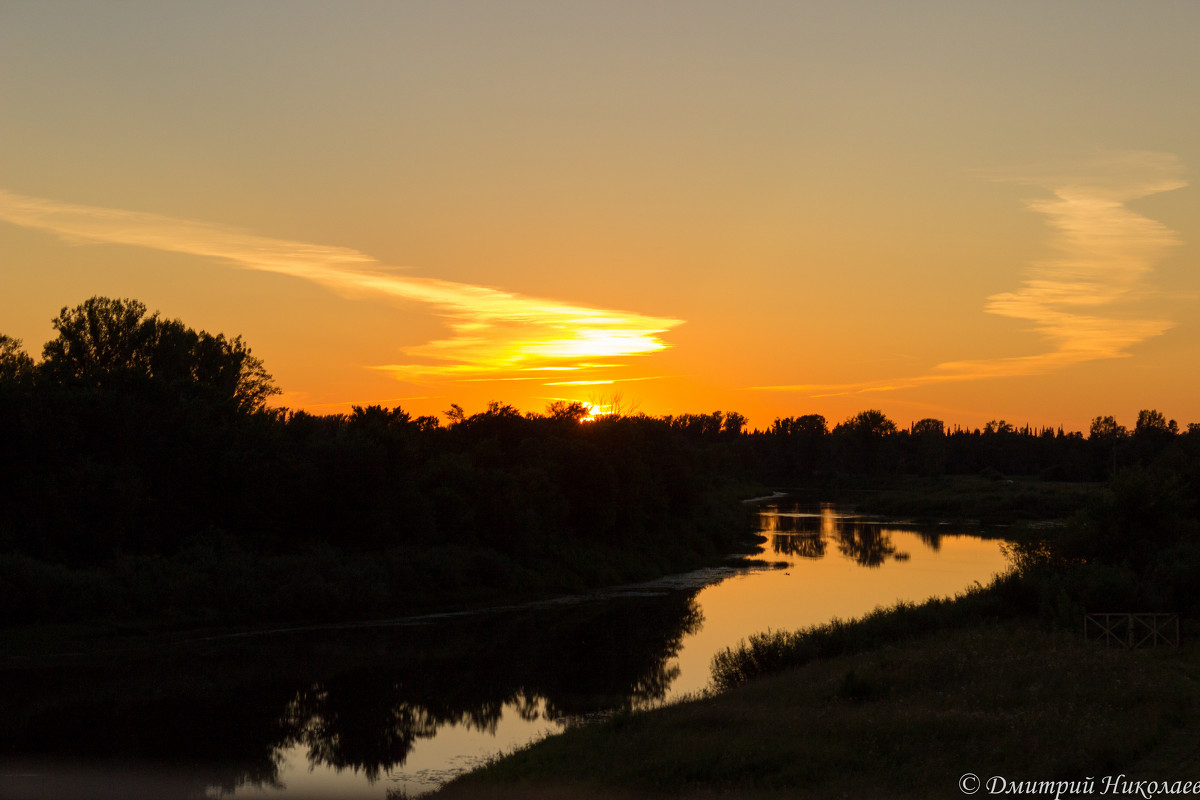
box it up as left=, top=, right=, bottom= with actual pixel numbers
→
left=0, top=590, right=703, bottom=794
left=772, top=533, right=827, bottom=560
left=835, top=525, right=902, bottom=567
left=761, top=502, right=918, bottom=568
left=2, top=505, right=990, bottom=798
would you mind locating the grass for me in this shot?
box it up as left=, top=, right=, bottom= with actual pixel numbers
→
left=433, top=621, right=1200, bottom=799
left=708, top=580, right=1020, bottom=690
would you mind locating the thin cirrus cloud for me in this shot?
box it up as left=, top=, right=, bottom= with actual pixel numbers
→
left=752, top=150, right=1186, bottom=398
left=0, top=190, right=682, bottom=383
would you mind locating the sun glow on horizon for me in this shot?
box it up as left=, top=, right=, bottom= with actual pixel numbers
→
left=4, top=2, right=1198, bottom=430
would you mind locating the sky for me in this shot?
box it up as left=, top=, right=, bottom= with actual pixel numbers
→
left=2, top=1, right=1198, bottom=431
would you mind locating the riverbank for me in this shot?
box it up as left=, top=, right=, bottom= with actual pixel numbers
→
left=433, top=617, right=1200, bottom=799
left=2, top=535, right=772, bottom=663
left=2, top=476, right=763, bottom=659
left=2, top=547, right=779, bottom=665
left=786, top=474, right=1103, bottom=525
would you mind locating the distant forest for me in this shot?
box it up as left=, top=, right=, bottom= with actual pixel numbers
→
left=3, top=297, right=1198, bottom=626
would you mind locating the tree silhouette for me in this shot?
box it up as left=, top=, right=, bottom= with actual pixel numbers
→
left=833, top=409, right=897, bottom=474
left=768, top=414, right=829, bottom=479
left=546, top=400, right=589, bottom=422
left=1087, top=414, right=1129, bottom=477
left=842, top=409, right=897, bottom=438
left=349, top=404, right=412, bottom=433
left=722, top=411, right=748, bottom=436
left=1088, top=415, right=1127, bottom=441
left=1135, top=409, right=1176, bottom=437
left=911, top=418, right=945, bottom=437
left=40, top=296, right=277, bottom=411
left=0, top=334, right=35, bottom=384
left=41, top=296, right=155, bottom=387
left=1129, top=409, right=1178, bottom=466
left=910, top=418, right=947, bottom=475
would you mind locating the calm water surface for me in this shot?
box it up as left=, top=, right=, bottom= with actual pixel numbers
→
left=1, top=503, right=1010, bottom=799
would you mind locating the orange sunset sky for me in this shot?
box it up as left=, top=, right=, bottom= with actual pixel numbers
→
left=2, top=1, right=1198, bottom=431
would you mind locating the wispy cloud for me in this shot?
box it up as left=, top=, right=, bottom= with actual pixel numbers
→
left=0, top=190, right=682, bottom=382
left=752, top=150, right=1185, bottom=396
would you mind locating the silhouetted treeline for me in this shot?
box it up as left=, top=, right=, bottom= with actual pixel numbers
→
left=0, top=387, right=749, bottom=567
left=617, top=407, right=1195, bottom=483
left=0, top=299, right=754, bottom=624
left=3, top=297, right=1198, bottom=625
left=746, top=409, right=1198, bottom=483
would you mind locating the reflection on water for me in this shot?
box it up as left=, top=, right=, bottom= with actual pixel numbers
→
left=1, top=593, right=701, bottom=799
left=0, top=502, right=1008, bottom=799
left=764, top=504, right=944, bottom=565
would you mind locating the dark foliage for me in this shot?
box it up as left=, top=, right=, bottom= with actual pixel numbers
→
left=748, top=408, right=1192, bottom=483
left=0, top=300, right=755, bottom=626
left=3, top=297, right=1198, bottom=628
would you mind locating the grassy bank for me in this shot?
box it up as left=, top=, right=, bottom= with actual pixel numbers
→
left=433, top=619, right=1200, bottom=799
left=797, top=474, right=1104, bottom=525
left=431, top=467, right=1200, bottom=798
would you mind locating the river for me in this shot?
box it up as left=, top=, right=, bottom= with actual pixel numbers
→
left=0, top=501, right=1011, bottom=800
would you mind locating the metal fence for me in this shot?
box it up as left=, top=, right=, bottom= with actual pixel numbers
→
left=1084, top=613, right=1179, bottom=649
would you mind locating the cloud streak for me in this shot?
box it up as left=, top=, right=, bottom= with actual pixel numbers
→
left=752, top=150, right=1185, bottom=396
left=0, top=190, right=682, bottom=382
